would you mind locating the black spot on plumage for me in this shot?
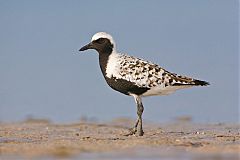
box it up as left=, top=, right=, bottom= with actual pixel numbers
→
left=143, top=67, right=147, bottom=72
left=148, top=74, right=153, bottom=78
left=155, top=68, right=160, bottom=72
left=136, top=60, right=140, bottom=65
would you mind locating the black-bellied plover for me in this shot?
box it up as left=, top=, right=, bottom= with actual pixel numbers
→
left=79, top=32, right=209, bottom=136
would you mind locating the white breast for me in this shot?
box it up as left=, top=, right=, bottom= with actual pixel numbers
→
left=105, top=53, right=121, bottom=78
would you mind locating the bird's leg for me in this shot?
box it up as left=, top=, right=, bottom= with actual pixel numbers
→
left=124, top=95, right=144, bottom=136
left=128, top=118, right=139, bottom=135
left=135, top=96, right=144, bottom=136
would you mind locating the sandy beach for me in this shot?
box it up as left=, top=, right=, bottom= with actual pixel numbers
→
left=0, top=118, right=239, bottom=160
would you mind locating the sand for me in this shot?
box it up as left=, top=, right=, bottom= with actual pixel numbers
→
left=0, top=118, right=239, bottom=159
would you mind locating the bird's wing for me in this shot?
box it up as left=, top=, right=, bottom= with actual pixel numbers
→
left=115, top=54, right=209, bottom=88
left=115, top=54, right=165, bottom=88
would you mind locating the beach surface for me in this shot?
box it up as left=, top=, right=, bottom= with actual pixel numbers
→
left=0, top=118, right=239, bottom=160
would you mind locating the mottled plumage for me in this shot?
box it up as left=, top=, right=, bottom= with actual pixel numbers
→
left=79, top=32, right=209, bottom=136
left=104, top=53, right=208, bottom=97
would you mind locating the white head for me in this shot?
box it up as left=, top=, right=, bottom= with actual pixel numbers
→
left=91, top=32, right=116, bottom=48
left=79, top=32, right=117, bottom=54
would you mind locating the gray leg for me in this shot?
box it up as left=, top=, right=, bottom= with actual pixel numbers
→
left=135, top=96, right=144, bottom=136
left=128, top=118, right=139, bottom=135
left=124, top=94, right=144, bottom=136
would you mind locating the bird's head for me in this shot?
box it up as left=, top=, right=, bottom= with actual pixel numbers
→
left=79, top=32, right=116, bottom=54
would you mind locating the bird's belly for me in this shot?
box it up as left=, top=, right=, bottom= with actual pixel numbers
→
left=142, top=85, right=192, bottom=97
left=142, top=87, right=174, bottom=97
left=104, top=76, right=149, bottom=96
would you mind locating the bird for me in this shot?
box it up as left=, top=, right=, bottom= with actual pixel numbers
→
left=79, top=32, right=209, bottom=136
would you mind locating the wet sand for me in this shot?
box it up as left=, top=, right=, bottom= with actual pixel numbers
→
left=0, top=118, right=239, bottom=159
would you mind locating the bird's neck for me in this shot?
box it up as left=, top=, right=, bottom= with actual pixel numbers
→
left=98, top=51, right=115, bottom=77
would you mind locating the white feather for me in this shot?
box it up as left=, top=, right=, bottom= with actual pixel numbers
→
left=142, top=85, right=192, bottom=97
left=91, top=32, right=117, bottom=53
left=105, top=52, right=121, bottom=78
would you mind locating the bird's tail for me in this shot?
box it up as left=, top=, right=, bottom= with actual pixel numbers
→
left=171, top=74, right=210, bottom=86
left=192, top=79, right=210, bottom=86
left=168, top=71, right=210, bottom=87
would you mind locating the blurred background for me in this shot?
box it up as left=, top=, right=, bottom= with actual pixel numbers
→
left=0, top=0, right=238, bottom=123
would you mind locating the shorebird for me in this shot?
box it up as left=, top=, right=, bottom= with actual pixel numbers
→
left=79, top=32, right=209, bottom=136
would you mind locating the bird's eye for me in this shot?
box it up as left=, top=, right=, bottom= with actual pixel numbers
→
left=95, top=38, right=105, bottom=44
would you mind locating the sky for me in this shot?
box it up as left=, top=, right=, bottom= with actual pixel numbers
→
left=0, top=0, right=239, bottom=123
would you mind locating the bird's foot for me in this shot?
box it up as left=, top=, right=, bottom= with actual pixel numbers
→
left=137, top=128, right=144, bottom=136
left=123, top=127, right=144, bottom=136
left=123, top=127, right=136, bottom=136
